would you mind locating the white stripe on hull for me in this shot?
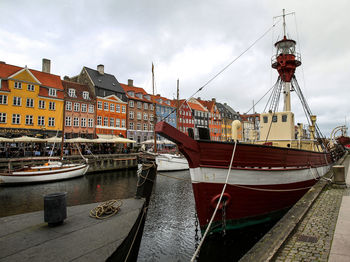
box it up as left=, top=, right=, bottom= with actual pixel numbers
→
left=0, top=164, right=89, bottom=184
left=190, top=165, right=331, bottom=185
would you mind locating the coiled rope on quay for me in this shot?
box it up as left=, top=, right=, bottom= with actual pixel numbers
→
left=89, top=199, right=123, bottom=219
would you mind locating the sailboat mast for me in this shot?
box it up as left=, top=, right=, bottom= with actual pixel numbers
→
left=176, top=79, right=180, bottom=129
left=152, top=63, right=157, bottom=153
left=60, top=93, right=66, bottom=160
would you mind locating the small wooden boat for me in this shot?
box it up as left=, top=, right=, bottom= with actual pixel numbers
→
left=0, top=161, right=89, bottom=185
left=156, top=153, right=189, bottom=172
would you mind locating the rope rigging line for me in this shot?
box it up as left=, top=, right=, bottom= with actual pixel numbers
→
left=190, top=140, right=238, bottom=262
left=159, top=19, right=282, bottom=123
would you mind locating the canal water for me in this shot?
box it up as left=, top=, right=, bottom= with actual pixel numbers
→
left=0, top=168, right=276, bottom=261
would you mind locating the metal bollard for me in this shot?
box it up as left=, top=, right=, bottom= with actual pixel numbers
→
left=44, top=192, right=67, bottom=226
left=333, top=165, right=346, bottom=185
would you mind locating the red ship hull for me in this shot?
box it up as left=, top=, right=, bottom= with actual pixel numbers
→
left=156, top=121, right=333, bottom=231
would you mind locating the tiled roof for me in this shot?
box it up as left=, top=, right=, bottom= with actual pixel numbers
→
left=84, top=67, right=125, bottom=94
left=62, top=80, right=95, bottom=101
left=188, top=101, right=208, bottom=112
left=0, top=62, right=63, bottom=90
left=151, top=94, right=175, bottom=107
left=120, top=83, right=153, bottom=103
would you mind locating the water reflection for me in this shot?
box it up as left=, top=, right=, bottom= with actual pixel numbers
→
left=0, top=169, right=138, bottom=218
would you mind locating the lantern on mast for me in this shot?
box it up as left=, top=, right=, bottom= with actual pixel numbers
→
left=271, top=9, right=301, bottom=112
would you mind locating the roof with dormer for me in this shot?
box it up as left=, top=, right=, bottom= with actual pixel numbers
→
left=187, top=97, right=208, bottom=112
left=62, top=80, right=96, bottom=101
left=120, top=83, right=153, bottom=103
left=84, top=66, right=125, bottom=94
left=0, top=62, right=63, bottom=90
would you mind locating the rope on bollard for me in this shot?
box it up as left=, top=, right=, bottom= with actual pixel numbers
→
left=89, top=199, right=123, bottom=219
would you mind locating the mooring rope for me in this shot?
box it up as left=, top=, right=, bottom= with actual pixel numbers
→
left=191, top=140, right=238, bottom=261
left=89, top=200, right=123, bottom=219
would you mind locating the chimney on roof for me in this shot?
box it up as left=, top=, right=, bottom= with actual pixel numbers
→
left=128, top=79, right=133, bottom=86
left=197, top=97, right=201, bottom=100
left=0, top=61, right=6, bottom=64
left=224, top=103, right=227, bottom=105
left=97, top=64, right=104, bottom=75
left=63, top=76, right=70, bottom=81
left=42, top=58, right=51, bottom=73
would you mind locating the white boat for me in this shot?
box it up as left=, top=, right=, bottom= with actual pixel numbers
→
left=0, top=161, right=89, bottom=185
left=156, top=153, right=189, bottom=172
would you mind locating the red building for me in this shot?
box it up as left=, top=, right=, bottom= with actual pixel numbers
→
left=177, top=99, right=195, bottom=135
left=62, top=80, right=95, bottom=138
left=198, top=98, right=222, bottom=141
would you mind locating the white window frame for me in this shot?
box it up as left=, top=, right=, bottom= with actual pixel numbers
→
left=65, top=116, right=71, bottom=126
left=104, top=102, right=109, bottom=111
left=39, top=100, right=46, bottom=109
left=97, top=101, right=102, bottom=110
left=12, top=114, right=20, bottom=124
left=103, top=117, right=108, bottom=126
left=13, top=96, right=21, bottom=106
left=66, top=101, right=72, bottom=111
left=27, top=84, right=35, bottom=91
left=0, top=113, right=7, bottom=123
left=116, top=119, right=120, bottom=127
left=122, top=105, right=126, bottom=113
left=74, top=102, right=80, bottom=112
left=49, top=101, right=56, bottom=110
left=81, top=104, right=87, bottom=112
left=116, top=104, right=120, bottom=113
left=121, top=119, right=125, bottom=128
left=110, top=104, right=115, bottom=112
left=49, top=88, right=57, bottom=97
left=88, top=104, right=94, bottom=113
left=73, top=117, right=79, bottom=127
left=14, top=82, right=22, bottom=89
left=26, top=98, right=34, bottom=108
left=0, top=95, right=8, bottom=105
left=68, top=88, right=76, bottom=97
left=81, top=118, right=87, bottom=127
left=97, top=116, right=102, bottom=125
left=82, top=91, right=89, bottom=100
left=88, top=118, right=93, bottom=128
left=48, top=117, right=55, bottom=127
left=129, top=100, right=134, bottom=108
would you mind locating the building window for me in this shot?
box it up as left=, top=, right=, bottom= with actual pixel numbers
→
left=137, top=112, right=141, bottom=120
left=116, top=119, right=120, bottom=127
left=282, top=114, right=287, bottom=122
left=73, top=117, right=79, bottom=127
left=65, top=116, right=71, bottom=126
left=49, top=101, right=56, bottom=110
left=150, top=104, right=153, bottom=110
left=74, top=102, right=80, bottom=112
left=82, top=91, right=89, bottom=100
left=0, top=113, right=7, bottom=123
left=110, top=118, right=114, bottom=127
left=39, top=100, right=46, bottom=109
left=137, top=101, right=142, bottom=109
left=150, top=123, right=153, bottom=131
left=27, top=84, right=35, bottom=91
left=110, top=104, right=115, bottom=112
left=121, top=120, right=125, bottom=128
left=89, top=104, right=94, bottom=113
left=129, top=100, right=134, bottom=107
left=144, top=113, right=148, bottom=120
left=103, top=117, right=108, bottom=126
left=97, top=101, right=102, bottom=110
left=49, top=88, right=57, bottom=97
left=88, top=118, right=93, bottom=128
left=13, top=96, right=21, bottom=106
left=143, top=124, right=148, bottom=131
left=12, top=114, right=20, bottom=124
left=0, top=95, right=8, bottom=104
left=150, top=114, right=154, bottom=122
left=129, top=111, right=134, bottom=119
left=65, top=101, right=72, bottom=111
left=81, top=118, right=86, bottom=127
left=137, top=123, right=141, bottom=130
left=26, top=98, right=34, bottom=108
left=68, top=89, right=76, bottom=97
left=272, top=115, right=277, bottom=122
left=14, top=82, right=22, bottom=89
left=97, top=116, right=102, bottom=125
left=263, top=116, right=268, bottom=123
left=48, top=117, right=55, bottom=127
left=104, top=102, right=109, bottom=111
left=116, top=104, right=120, bottom=113
left=81, top=104, right=87, bottom=112
left=129, top=122, right=134, bottom=130
left=24, top=116, right=32, bottom=126
left=122, top=105, right=126, bottom=113
left=144, top=103, right=148, bottom=110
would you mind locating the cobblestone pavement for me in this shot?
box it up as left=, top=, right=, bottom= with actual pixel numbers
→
left=272, top=182, right=345, bottom=262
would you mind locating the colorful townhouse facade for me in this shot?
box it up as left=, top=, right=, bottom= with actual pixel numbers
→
left=0, top=59, right=64, bottom=137
left=62, top=80, right=96, bottom=138
left=95, top=95, right=127, bottom=137
left=121, top=80, right=154, bottom=143
left=177, top=99, right=195, bottom=136
left=240, top=112, right=260, bottom=141
left=188, top=97, right=209, bottom=140
left=153, top=94, right=176, bottom=141
left=198, top=98, right=222, bottom=141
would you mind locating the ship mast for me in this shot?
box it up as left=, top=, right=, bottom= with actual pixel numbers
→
left=152, top=63, right=157, bottom=153
left=272, top=9, right=301, bottom=112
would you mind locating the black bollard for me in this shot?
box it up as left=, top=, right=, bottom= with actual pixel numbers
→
left=44, top=192, right=67, bottom=226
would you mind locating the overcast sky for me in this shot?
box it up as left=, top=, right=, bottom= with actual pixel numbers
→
left=1, top=0, right=349, bottom=136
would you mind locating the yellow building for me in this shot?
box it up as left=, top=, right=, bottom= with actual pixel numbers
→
left=0, top=60, right=64, bottom=137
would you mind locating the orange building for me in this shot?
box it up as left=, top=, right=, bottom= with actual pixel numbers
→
left=96, top=95, right=127, bottom=137
left=198, top=98, right=222, bottom=141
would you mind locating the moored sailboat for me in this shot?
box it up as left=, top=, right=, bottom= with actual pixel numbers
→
left=155, top=10, right=341, bottom=234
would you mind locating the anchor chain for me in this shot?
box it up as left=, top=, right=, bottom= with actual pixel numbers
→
left=194, top=212, right=200, bottom=252
left=222, top=200, right=227, bottom=236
